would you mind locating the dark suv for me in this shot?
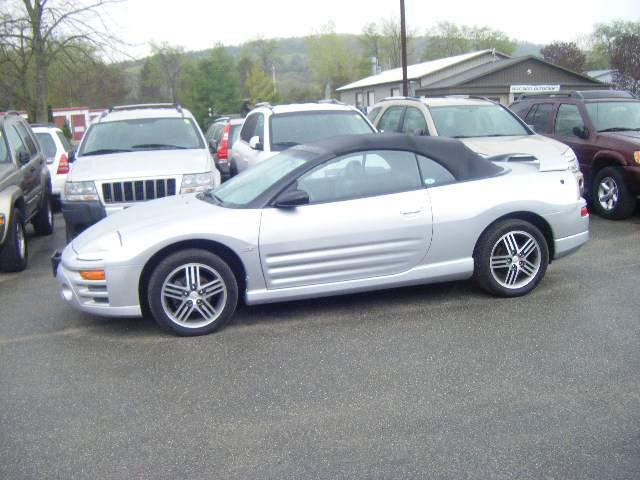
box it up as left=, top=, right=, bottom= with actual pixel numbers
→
left=511, top=90, right=640, bottom=219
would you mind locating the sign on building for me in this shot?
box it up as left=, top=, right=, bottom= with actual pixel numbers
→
left=510, top=85, right=561, bottom=94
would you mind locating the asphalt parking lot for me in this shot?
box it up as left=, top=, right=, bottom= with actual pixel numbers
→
left=1, top=212, right=639, bottom=479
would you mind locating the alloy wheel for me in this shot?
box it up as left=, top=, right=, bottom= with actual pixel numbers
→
left=16, top=221, right=26, bottom=260
left=597, top=177, right=619, bottom=212
left=160, top=263, right=227, bottom=328
left=489, top=230, right=541, bottom=289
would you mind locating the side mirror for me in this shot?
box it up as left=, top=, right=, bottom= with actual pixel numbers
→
left=413, top=128, right=428, bottom=136
left=17, top=151, right=30, bottom=166
left=208, top=139, right=218, bottom=153
left=249, top=136, right=263, bottom=151
left=275, top=189, right=309, bottom=208
left=573, top=126, right=589, bottom=139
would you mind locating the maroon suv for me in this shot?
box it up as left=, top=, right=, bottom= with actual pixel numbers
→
left=511, top=90, right=640, bottom=219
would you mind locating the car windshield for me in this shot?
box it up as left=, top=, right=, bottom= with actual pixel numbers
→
left=585, top=102, right=640, bottom=132
left=35, top=132, right=56, bottom=158
left=209, top=149, right=315, bottom=207
left=430, top=104, right=529, bottom=138
left=270, top=111, right=373, bottom=149
left=79, top=117, right=204, bottom=156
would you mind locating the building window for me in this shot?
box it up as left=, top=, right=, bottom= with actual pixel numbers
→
left=367, top=91, right=375, bottom=106
left=390, top=87, right=400, bottom=97
left=356, top=92, right=364, bottom=108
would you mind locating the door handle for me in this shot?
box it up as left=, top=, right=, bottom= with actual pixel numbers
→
left=400, top=209, right=423, bottom=215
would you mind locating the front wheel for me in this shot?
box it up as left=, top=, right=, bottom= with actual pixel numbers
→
left=147, top=249, right=238, bottom=336
left=474, top=219, right=549, bottom=297
left=592, top=167, right=636, bottom=220
left=0, top=208, right=28, bottom=272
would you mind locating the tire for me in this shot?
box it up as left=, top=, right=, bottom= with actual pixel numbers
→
left=0, top=208, right=28, bottom=273
left=147, top=249, right=238, bottom=336
left=474, top=219, right=549, bottom=297
left=32, top=191, right=54, bottom=236
left=591, top=167, right=636, bottom=220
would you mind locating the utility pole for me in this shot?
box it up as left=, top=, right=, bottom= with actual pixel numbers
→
left=400, top=0, right=409, bottom=96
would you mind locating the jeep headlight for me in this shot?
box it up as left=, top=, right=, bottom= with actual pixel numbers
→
left=562, top=148, right=580, bottom=173
left=64, top=181, right=98, bottom=201
left=181, top=172, right=214, bottom=194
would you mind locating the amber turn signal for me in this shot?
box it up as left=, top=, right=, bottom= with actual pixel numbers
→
left=79, top=270, right=105, bottom=281
left=634, top=151, right=640, bottom=165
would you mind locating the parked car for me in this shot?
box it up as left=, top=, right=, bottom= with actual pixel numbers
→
left=510, top=90, right=640, bottom=219
left=204, top=117, right=243, bottom=177
left=230, top=101, right=375, bottom=173
left=0, top=112, right=54, bottom=272
left=32, top=124, right=74, bottom=207
left=368, top=96, right=584, bottom=194
left=53, top=134, right=588, bottom=336
left=61, top=103, right=221, bottom=241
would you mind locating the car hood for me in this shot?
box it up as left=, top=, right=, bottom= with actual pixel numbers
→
left=599, top=130, right=640, bottom=145
left=460, top=135, right=570, bottom=171
left=70, top=149, right=212, bottom=181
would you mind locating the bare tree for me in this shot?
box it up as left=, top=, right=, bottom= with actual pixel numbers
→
left=610, top=34, right=640, bottom=95
left=1, top=0, right=121, bottom=121
left=540, top=42, right=586, bottom=72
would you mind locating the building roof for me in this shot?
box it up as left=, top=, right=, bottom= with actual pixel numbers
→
left=425, top=55, right=604, bottom=88
left=336, top=50, right=506, bottom=92
left=585, top=69, right=616, bottom=79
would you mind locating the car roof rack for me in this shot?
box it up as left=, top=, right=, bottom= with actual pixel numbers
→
left=254, top=102, right=273, bottom=109
left=108, top=103, right=184, bottom=114
left=30, top=122, right=58, bottom=128
left=380, top=96, right=422, bottom=103
left=444, top=94, right=495, bottom=103
left=317, top=99, right=345, bottom=105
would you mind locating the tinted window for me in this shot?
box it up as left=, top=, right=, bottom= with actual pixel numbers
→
left=585, top=101, right=640, bottom=132
left=295, top=150, right=421, bottom=204
left=15, top=122, right=38, bottom=157
left=430, top=105, right=529, bottom=137
left=240, top=114, right=259, bottom=142
left=367, top=106, right=382, bottom=122
left=555, top=104, right=585, bottom=137
left=402, top=107, right=428, bottom=134
left=55, top=131, right=72, bottom=152
left=377, top=106, right=404, bottom=133
left=0, top=130, right=9, bottom=163
left=524, top=103, right=554, bottom=134
left=270, top=111, right=373, bottom=149
left=230, top=125, right=241, bottom=146
left=80, top=117, right=204, bottom=155
left=6, top=124, right=29, bottom=161
left=417, top=155, right=456, bottom=187
left=36, top=132, right=57, bottom=158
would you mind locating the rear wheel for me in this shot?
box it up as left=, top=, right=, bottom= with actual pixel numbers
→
left=147, top=249, right=238, bottom=336
left=592, top=167, right=636, bottom=220
left=474, top=219, right=549, bottom=297
left=32, top=191, right=54, bottom=236
left=0, top=208, right=28, bottom=272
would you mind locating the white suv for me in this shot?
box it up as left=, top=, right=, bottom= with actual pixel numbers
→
left=62, top=104, right=220, bottom=241
left=368, top=96, right=584, bottom=193
left=231, top=102, right=375, bottom=173
left=32, top=124, right=74, bottom=205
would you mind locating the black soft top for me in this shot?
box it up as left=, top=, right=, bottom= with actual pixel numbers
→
left=292, top=134, right=503, bottom=181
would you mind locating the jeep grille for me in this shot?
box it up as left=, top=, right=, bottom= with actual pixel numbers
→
left=101, top=178, right=177, bottom=203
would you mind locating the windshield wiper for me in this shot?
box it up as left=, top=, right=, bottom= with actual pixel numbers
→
left=131, top=143, right=187, bottom=149
left=272, top=142, right=299, bottom=147
left=598, top=127, right=640, bottom=132
left=82, top=148, right=132, bottom=156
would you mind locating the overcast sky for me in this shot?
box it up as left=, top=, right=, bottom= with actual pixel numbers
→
left=103, top=0, right=639, bottom=58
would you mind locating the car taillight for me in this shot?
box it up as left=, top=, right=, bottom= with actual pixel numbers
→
left=216, top=124, right=231, bottom=161
left=57, top=152, right=69, bottom=174
left=581, top=206, right=589, bottom=217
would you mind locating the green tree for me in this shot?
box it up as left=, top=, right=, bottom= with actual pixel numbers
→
left=610, top=33, right=640, bottom=94
left=590, top=20, right=640, bottom=69
left=245, top=64, right=276, bottom=105
left=182, top=45, right=241, bottom=125
left=138, top=43, right=186, bottom=104
left=423, top=22, right=515, bottom=61
left=540, top=42, right=586, bottom=72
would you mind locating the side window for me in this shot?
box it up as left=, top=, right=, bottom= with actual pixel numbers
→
left=417, top=155, right=456, bottom=187
left=255, top=114, right=264, bottom=143
left=402, top=107, right=428, bottom=134
left=525, top=103, right=554, bottom=134
left=15, top=122, right=38, bottom=157
left=295, top=150, right=421, bottom=204
left=55, top=131, right=72, bottom=152
left=240, top=114, right=258, bottom=142
left=0, top=130, right=9, bottom=163
left=6, top=124, right=29, bottom=163
left=367, top=106, right=382, bottom=123
left=555, top=104, right=585, bottom=137
left=377, top=106, right=404, bottom=133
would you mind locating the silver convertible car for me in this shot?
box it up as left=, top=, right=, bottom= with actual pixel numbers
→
left=53, top=135, right=589, bottom=336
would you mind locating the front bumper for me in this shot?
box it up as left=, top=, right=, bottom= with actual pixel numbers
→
left=61, top=200, right=106, bottom=234
left=53, top=247, right=142, bottom=318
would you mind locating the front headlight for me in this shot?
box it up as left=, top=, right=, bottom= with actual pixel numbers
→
left=64, top=181, right=98, bottom=201
left=562, top=148, right=580, bottom=173
left=181, top=172, right=214, bottom=194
